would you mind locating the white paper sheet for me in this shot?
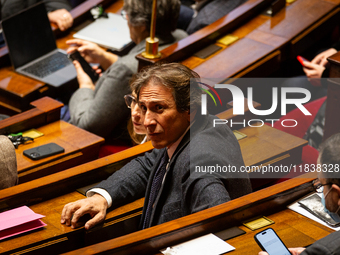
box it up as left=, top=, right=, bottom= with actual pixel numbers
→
left=160, top=233, right=235, bottom=255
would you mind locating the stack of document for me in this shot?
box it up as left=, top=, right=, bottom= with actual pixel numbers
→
left=0, top=206, right=46, bottom=240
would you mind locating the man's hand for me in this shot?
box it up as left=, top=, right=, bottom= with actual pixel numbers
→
left=311, top=48, right=337, bottom=67
left=48, top=9, right=73, bottom=31
left=258, top=247, right=305, bottom=255
left=61, top=194, right=108, bottom=230
left=67, top=39, right=105, bottom=64
left=302, top=61, right=325, bottom=87
left=73, top=60, right=95, bottom=90
left=66, top=39, right=118, bottom=70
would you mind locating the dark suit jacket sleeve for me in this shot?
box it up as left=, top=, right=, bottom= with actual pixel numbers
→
left=300, top=231, right=340, bottom=255
left=186, top=0, right=246, bottom=34
left=182, top=163, right=231, bottom=214
left=93, top=149, right=160, bottom=208
left=69, top=62, right=132, bottom=138
left=181, top=116, right=251, bottom=215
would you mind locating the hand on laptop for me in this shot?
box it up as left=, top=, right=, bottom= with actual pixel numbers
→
left=66, top=39, right=118, bottom=70
left=48, top=9, right=73, bottom=31
left=73, top=60, right=95, bottom=90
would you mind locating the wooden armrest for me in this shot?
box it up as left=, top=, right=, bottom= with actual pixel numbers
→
left=0, top=97, right=63, bottom=135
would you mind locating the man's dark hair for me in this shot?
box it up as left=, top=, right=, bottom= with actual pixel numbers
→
left=130, top=62, right=201, bottom=112
left=123, top=0, right=180, bottom=36
left=319, top=133, right=340, bottom=186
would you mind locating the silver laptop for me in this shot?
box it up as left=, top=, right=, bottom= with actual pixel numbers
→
left=1, top=2, right=76, bottom=87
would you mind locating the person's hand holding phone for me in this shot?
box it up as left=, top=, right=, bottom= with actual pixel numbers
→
left=297, top=56, right=324, bottom=86
left=66, top=39, right=118, bottom=70
left=72, top=60, right=95, bottom=90
left=69, top=50, right=99, bottom=83
left=311, top=48, right=337, bottom=67
left=303, top=61, right=325, bottom=78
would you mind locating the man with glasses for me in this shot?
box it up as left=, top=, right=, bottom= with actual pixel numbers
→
left=61, top=63, right=252, bottom=230
left=259, top=133, right=340, bottom=255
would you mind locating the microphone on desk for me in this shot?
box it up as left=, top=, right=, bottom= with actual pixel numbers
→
left=141, top=0, right=161, bottom=59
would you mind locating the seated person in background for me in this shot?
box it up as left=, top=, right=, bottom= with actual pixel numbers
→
left=125, top=93, right=148, bottom=144
left=178, top=0, right=247, bottom=34
left=259, top=133, right=340, bottom=255
left=281, top=45, right=340, bottom=149
left=0, top=135, right=18, bottom=190
left=282, top=42, right=340, bottom=106
left=61, top=63, right=252, bottom=230
left=66, top=0, right=187, bottom=139
left=1, top=0, right=73, bottom=31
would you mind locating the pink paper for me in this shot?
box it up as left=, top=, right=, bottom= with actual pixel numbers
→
left=0, top=206, right=46, bottom=240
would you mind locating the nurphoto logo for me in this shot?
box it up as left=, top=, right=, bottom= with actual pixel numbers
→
left=197, top=79, right=312, bottom=129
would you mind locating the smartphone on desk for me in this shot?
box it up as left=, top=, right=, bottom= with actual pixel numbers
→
left=254, top=228, right=292, bottom=255
left=297, top=56, right=310, bottom=67
left=68, top=50, right=99, bottom=83
left=23, top=143, right=64, bottom=160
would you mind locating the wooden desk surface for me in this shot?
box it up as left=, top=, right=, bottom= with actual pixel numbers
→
left=227, top=209, right=334, bottom=254
left=0, top=192, right=144, bottom=254
left=183, top=0, right=340, bottom=81
left=0, top=124, right=307, bottom=255
left=239, top=124, right=306, bottom=167
left=16, top=120, right=104, bottom=183
left=153, top=208, right=334, bottom=255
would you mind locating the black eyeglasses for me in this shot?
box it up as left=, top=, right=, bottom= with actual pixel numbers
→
left=312, top=179, right=333, bottom=193
left=121, top=9, right=127, bottom=20
left=124, top=94, right=137, bottom=108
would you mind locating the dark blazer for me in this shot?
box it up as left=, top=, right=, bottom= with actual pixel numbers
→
left=186, top=0, right=247, bottom=34
left=95, top=114, right=252, bottom=228
left=2, top=0, right=72, bottom=20
left=301, top=231, right=340, bottom=255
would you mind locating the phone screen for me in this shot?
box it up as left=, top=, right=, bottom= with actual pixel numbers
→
left=255, top=228, right=291, bottom=255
